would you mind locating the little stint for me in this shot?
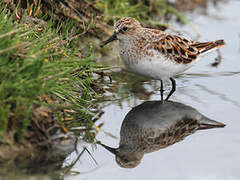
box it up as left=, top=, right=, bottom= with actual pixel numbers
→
left=98, top=100, right=226, bottom=168
left=101, top=17, right=225, bottom=100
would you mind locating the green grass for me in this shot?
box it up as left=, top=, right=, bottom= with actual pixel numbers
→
left=95, top=0, right=193, bottom=29
left=0, top=5, right=103, bottom=142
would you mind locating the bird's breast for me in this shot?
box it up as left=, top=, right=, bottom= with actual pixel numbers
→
left=119, top=43, right=193, bottom=80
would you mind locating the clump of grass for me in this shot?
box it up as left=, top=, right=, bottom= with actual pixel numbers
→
left=95, top=0, right=193, bottom=28
left=3, top=0, right=198, bottom=41
left=0, top=4, right=105, bottom=166
left=95, top=0, right=149, bottom=22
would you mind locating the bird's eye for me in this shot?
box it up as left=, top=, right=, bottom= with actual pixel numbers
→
left=123, top=158, right=130, bottom=163
left=122, top=27, right=128, bottom=32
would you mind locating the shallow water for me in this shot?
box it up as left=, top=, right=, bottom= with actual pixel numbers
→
left=2, top=1, right=240, bottom=180
left=63, top=1, right=240, bottom=180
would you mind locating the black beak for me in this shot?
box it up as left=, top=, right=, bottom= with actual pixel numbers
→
left=97, top=141, right=118, bottom=155
left=100, top=33, right=118, bottom=48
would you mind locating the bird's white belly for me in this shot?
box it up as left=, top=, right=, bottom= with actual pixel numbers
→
left=121, top=55, right=193, bottom=80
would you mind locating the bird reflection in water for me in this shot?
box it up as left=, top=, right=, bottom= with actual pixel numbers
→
left=98, top=101, right=225, bottom=168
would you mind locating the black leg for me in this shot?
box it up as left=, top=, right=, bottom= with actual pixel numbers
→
left=160, top=80, right=164, bottom=101
left=165, top=77, right=176, bottom=101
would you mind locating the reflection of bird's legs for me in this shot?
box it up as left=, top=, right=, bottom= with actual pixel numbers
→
left=160, top=80, right=164, bottom=101
left=165, top=77, right=176, bottom=101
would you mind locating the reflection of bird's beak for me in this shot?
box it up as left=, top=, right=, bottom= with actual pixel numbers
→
left=97, top=141, right=118, bottom=155
left=100, top=33, right=118, bottom=48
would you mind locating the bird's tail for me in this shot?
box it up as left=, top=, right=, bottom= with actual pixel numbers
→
left=192, top=39, right=225, bottom=55
left=198, top=117, right=226, bottom=130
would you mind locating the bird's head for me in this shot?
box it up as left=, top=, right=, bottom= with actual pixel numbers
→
left=115, top=151, right=143, bottom=168
left=98, top=141, right=143, bottom=168
left=101, top=17, right=142, bottom=47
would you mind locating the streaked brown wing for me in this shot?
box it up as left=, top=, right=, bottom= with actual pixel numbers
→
left=149, top=118, right=200, bottom=147
left=148, top=34, right=199, bottom=64
left=148, top=32, right=225, bottom=64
